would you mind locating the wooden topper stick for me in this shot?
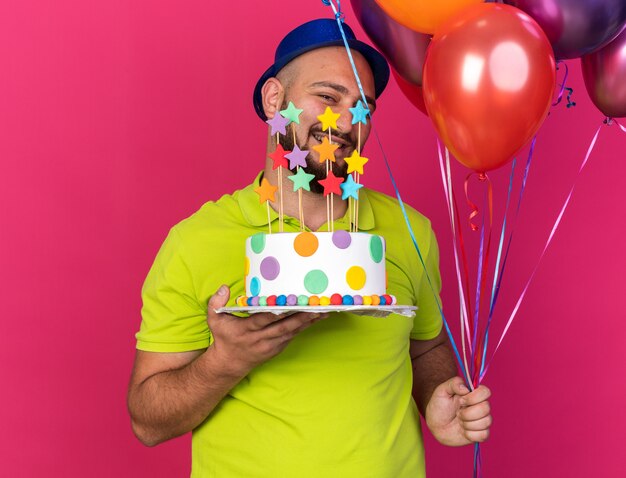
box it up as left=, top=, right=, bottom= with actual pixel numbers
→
left=355, top=123, right=361, bottom=231
left=326, top=128, right=331, bottom=231
left=355, top=172, right=360, bottom=231
left=293, top=128, right=304, bottom=231
left=276, top=132, right=284, bottom=232
left=348, top=192, right=353, bottom=232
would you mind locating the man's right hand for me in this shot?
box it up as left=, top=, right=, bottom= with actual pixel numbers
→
left=128, top=284, right=326, bottom=446
left=207, top=284, right=327, bottom=378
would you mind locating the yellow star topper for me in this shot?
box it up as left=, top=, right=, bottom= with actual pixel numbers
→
left=317, top=106, right=340, bottom=131
left=254, top=178, right=278, bottom=204
left=345, top=150, right=369, bottom=175
left=312, top=136, right=339, bottom=163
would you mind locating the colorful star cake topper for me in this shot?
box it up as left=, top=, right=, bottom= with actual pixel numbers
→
left=280, top=102, right=303, bottom=124
left=350, top=100, right=369, bottom=125
left=317, top=106, right=340, bottom=131
left=340, top=174, right=364, bottom=200
left=266, top=112, right=289, bottom=136
left=286, top=145, right=308, bottom=170
left=288, top=167, right=315, bottom=192
left=268, top=144, right=290, bottom=170
left=312, top=136, right=338, bottom=163
left=318, top=170, right=344, bottom=197
left=345, top=150, right=369, bottom=175
left=254, top=178, right=278, bottom=204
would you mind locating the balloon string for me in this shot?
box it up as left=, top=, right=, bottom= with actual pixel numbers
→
left=469, top=176, right=493, bottom=385
left=478, top=162, right=515, bottom=376
left=480, top=123, right=604, bottom=381
left=565, top=87, right=576, bottom=108
left=551, top=61, right=576, bottom=109
left=321, top=0, right=343, bottom=20
left=464, top=173, right=481, bottom=231
left=440, top=144, right=473, bottom=350
left=607, top=117, right=626, bottom=133
left=437, top=141, right=473, bottom=383
left=473, top=442, right=483, bottom=478
left=452, top=185, right=476, bottom=349
left=552, top=61, right=569, bottom=107
left=479, top=135, right=536, bottom=379
left=470, top=209, right=485, bottom=381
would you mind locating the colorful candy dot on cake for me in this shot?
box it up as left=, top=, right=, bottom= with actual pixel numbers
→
left=259, top=296, right=267, bottom=306
left=330, top=293, right=343, bottom=305
left=370, top=236, right=384, bottom=263
left=236, top=296, right=247, bottom=306
left=244, top=257, right=250, bottom=276
left=260, top=256, right=280, bottom=280
left=304, top=269, right=329, bottom=295
left=382, top=294, right=392, bottom=306
left=297, top=295, right=309, bottom=306
left=320, top=296, right=331, bottom=306
left=390, top=295, right=397, bottom=305
left=379, top=295, right=386, bottom=305
left=363, top=295, right=372, bottom=305
left=371, top=294, right=381, bottom=306
left=353, top=294, right=363, bottom=305
left=276, top=294, right=287, bottom=306
left=309, top=295, right=320, bottom=306
left=251, top=296, right=260, bottom=306
left=342, top=295, right=354, bottom=305
left=246, top=297, right=254, bottom=306
left=294, top=231, right=319, bottom=257
left=346, top=265, right=366, bottom=290
left=250, top=233, right=266, bottom=254
left=250, top=277, right=261, bottom=296
left=267, top=295, right=277, bottom=306
left=332, top=230, right=352, bottom=249
left=287, top=294, right=298, bottom=306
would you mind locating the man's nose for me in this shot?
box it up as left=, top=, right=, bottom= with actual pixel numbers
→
left=336, top=106, right=354, bottom=134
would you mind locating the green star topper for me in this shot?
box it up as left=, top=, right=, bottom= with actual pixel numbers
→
left=280, top=101, right=304, bottom=125
left=288, top=167, right=316, bottom=192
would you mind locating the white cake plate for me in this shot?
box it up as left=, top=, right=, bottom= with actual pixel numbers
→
left=216, top=305, right=417, bottom=318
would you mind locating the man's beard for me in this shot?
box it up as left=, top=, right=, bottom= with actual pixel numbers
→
left=281, top=122, right=351, bottom=194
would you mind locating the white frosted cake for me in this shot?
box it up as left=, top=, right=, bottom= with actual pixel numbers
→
left=237, top=230, right=396, bottom=307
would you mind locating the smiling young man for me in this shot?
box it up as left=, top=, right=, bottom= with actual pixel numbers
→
left=128, top=19, right=492, bottom=477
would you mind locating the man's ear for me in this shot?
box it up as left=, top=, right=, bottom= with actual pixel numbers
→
left=261, top=77, right=284, bottom=119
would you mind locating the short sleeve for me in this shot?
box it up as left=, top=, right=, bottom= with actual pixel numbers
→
left=136, top=227, right=211, bottom=352
left=410, top=226, right=443, bottom=340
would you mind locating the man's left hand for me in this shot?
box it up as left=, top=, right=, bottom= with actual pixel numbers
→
left=425, top=376, right=492, bottom=446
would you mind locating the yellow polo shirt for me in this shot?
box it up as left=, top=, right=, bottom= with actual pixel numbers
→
left=137, top=173, right=442, bottom=477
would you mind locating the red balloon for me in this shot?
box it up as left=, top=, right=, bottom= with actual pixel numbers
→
left=423, top=3, right=556, bottom=172
left=393, top=70, right=428, bottom=116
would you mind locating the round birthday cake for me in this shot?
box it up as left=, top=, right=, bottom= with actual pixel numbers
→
left=233, top=100, right=399, bottom=308
left=237, top=230, right=396, bottom=307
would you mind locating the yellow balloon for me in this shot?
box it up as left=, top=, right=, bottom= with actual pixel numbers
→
left=374, top=0, right=483, bottom=34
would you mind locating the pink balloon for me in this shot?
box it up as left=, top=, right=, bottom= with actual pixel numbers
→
left=581, top=28, right=626, bottom=118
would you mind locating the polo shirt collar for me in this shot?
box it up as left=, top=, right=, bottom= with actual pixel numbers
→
left=238, top=171, right=375, bottom=231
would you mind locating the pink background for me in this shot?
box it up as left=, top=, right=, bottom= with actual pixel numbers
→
left=2, top=1, right=625, bottom=476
